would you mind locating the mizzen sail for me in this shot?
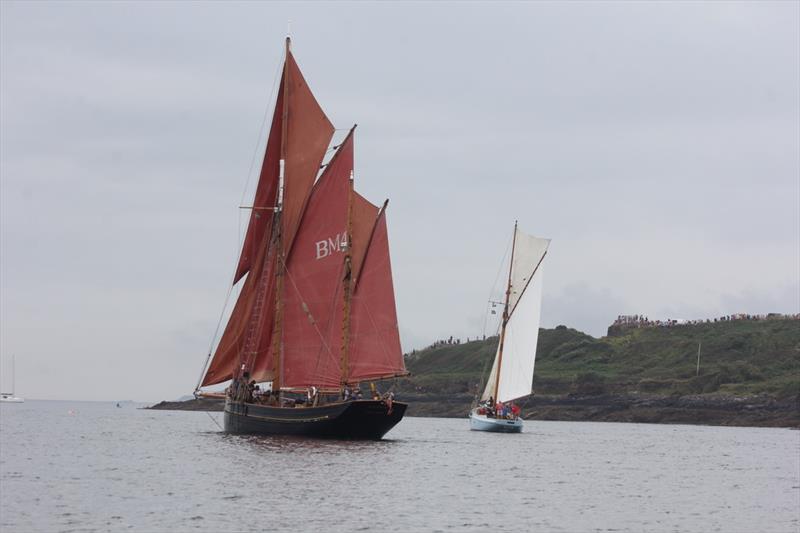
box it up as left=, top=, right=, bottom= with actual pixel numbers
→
left=348, top=205, right=406, bottom=382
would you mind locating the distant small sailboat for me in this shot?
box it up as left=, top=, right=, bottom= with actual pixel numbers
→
left=469, top=222, right=549, bottom=432
left=0, top=355, right=24, bottom=403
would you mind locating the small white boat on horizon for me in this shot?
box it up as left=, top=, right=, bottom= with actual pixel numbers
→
left=470, top=222, right=549, bottom=433
left=1, top=355, right=24, bottom=403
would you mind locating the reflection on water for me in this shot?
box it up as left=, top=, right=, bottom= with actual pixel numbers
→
left=1, top=401, right=798, bottom=532
left=224, top=432, right=398, bottom=454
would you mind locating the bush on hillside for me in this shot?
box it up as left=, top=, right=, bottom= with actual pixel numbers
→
left=571, top=371, right=607, bottom=396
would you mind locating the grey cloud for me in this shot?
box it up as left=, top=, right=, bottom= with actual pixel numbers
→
left=1, top=1, right=797, bottom=400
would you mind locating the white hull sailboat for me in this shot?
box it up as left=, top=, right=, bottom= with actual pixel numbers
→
left=1, top=355, right=24, bottom=403
left=469, top=411, right=523, bottom=432
left=469, top=222, right=549, bottom=433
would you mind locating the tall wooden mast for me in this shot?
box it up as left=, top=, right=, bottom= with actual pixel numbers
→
left=340, top=171, right=355, bottom=388
left=493, top=221, right=517, bottom=402
left=338, top=125, right=357, bottom=389
left=270, top=36, right=292, bottom=392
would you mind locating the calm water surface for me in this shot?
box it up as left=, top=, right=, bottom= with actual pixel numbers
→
left=1, top=401, right=798, bottom=532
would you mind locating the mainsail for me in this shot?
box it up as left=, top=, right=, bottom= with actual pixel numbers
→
left=201, top=40, right=407, bottom=390
left=279, top=131, right=354, bottom=388
left=482, top=227, right=550, bottom=403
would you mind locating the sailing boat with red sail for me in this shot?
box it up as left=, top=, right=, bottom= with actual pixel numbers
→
left=195, top=38, right=408, bottom=439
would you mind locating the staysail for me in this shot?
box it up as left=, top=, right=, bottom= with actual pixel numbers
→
left=482, top=229, right=550, bottom=403
left=201, top=41, right=406, bottom=390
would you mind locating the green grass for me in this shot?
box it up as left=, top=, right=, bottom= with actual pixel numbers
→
left=400, top=319, right=800, bottom=398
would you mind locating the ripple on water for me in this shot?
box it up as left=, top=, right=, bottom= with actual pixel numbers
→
left=1, top=402, right=799, bottom=532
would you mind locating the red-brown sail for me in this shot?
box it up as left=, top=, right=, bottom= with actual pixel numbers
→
left=347, top=208, right=407, bottom=381
left=202, top=49, right=333, bottom=387
left=199, top=40, right=408, bottom=439
left=201, top=44, right=404, bottom=392
left=281, top=52, right=335, bottom=257
left=202, top=238, right=277, bottom=386
left=278, top=133, right=354, bottom=388
left=349, top=192, right=379, bottom=285
left=232, top=76, right=284, bottom=285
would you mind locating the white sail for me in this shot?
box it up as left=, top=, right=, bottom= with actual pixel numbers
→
left=482, top=231, right=549, bottom=403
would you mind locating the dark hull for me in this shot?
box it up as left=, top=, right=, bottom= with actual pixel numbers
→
left=223, top=398, right=407, bottom=440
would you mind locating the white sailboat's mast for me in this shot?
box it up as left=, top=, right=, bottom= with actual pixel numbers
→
left=11, top=355, right=14, bottom=396
left=493, top=221, right=517, bottom=402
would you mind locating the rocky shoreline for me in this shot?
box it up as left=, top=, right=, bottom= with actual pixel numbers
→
left=147, top=393, right=799, bottom=428
left=147, top=397, right=224, bottom=412
left=403, top=393, right=800, bottom=428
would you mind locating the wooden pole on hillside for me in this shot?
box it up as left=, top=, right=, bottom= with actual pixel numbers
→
left=696, top=342, right=702, bottom=376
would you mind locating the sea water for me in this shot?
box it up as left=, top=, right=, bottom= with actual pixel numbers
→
left=1, top=400, right=798, bottom=532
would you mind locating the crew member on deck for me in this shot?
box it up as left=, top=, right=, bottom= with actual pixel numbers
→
left=307, top=386, right=318, bottom=407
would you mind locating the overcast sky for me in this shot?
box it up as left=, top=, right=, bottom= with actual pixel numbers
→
left=1, top=1, right=798, bottom=401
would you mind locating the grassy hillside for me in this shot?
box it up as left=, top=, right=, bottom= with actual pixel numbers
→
left=400, top=319, right=800, bottom=399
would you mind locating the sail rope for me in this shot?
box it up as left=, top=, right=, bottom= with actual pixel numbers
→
left=360, top=299, right=395, bottom=369
left=281, top=257, right=337, bottom=361
left=307, top=259, right=347, bottom=387
left=481, top=232, right=513, bottom=340
left=474, top=231, right=513, bottom=401
left=195, top=46, right=284, bottom=393
left=205, top=410, right=223, bottom=431
left=473, top=347, right=493, bottom=407
left=238, top=48, right=285, bottom=215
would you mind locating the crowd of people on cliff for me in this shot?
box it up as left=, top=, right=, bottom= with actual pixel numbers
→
left=612, top=313, right=799, bottom=330
left=406, top=335, right=489, bottom=357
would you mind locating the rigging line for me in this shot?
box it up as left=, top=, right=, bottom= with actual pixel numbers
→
left=481, top=232, right=513, bottom=340
left=239, top=47, right=285, bottom=208
left=196, top=47, right=284, bottom=392
left=473, top=349, right=493, bottom=406
left=308, top=259, right=348, bottom=385
left=205, top=410, right=223, bottom=431
left=235, top=48, right=284, bottom=280
left=360, top=299, right=395, bottom=366
left=281, top=257, right=337, bottom=360
left=507, top=249, right=548, bottom=322
left=196, top=278, right=236, bottom=392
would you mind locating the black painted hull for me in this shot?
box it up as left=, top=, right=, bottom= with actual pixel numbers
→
left=223, top=398, right=407, bottom=440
